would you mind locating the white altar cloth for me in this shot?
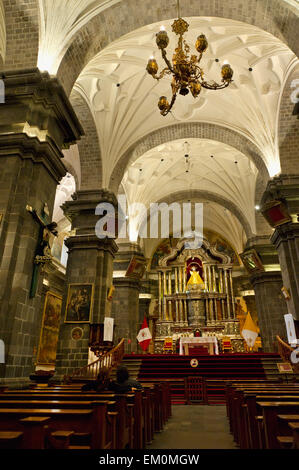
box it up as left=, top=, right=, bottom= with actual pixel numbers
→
left=179, top=337, right=219, bottom=355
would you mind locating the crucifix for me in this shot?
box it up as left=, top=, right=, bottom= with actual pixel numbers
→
left=26, top=203, right=58, bottom=298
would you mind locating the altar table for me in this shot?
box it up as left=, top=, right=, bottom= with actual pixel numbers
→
left=179, top=337, right=219, bottom=355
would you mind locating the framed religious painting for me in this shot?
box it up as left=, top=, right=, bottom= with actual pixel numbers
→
left=37, top=291, right=62, bottom=366
left=261, top=200, right=292, bottom=228
left=64, top=283, right=94, bottom=323
left=240, top=249, right=264, bottom=274
left=126, top=255, right=146, bottom=280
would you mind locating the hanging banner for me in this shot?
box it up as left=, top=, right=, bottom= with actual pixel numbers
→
left=104, top=317, right=114, bottom=342
left=284, top=313, right=299, bottom=346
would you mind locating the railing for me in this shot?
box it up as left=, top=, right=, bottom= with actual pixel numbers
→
left=276, top=335, right=299, bottom=374
left=65, top=338, right=125, bottom=383
left=276, top=335, right=294, bottom=363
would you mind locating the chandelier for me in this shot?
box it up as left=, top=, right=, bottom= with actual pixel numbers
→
left=146, top=1, right=234, bottom=116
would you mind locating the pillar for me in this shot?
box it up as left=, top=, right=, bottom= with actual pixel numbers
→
left=55, top=190, right=118, bottom=378
left=271, top=224, right=299, bottom=319
left=261, top=175, right=299, bottom=319
left=111, top=242, right=145, bottom=352
left=0, top=69, right=83, bottom=385
left=250, top=271, right=288, bottom=352
left=112, top=278, right=140, bottom=353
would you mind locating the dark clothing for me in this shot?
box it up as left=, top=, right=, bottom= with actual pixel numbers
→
left=81, top=381, right=108, bottom=392
left=108, top=378, right=142, bottom=393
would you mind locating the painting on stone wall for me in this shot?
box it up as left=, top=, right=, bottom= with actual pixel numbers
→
left=150, top=237, right=179, bottom=269
left=64, top=283, right=94, bottom=323
left=37, top=291, right=62, bottom=365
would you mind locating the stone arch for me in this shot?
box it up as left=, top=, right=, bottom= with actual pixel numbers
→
left=1, top=0, right=39, bottom=71
left=140, top=189, right=253, bottom=240
left=277, top=62, right=299, bottom=174
left=57, top=0, right=299, bottom=96
left=70, top=90, right=103, bottom=190
left=109, top=122, right=269, bottom=193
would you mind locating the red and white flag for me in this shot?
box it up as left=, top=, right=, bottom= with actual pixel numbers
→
left=137, top=316, right=152, bottom=351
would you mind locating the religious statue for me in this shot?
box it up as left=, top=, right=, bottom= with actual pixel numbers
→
left=26, top=203, right=58, bottom=298
left=187, top=265, right=205, bottom=289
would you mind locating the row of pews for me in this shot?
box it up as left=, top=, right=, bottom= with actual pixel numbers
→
left=226, top=379, right=299, bottom=449
left=0, top=382, right=171, bottom=449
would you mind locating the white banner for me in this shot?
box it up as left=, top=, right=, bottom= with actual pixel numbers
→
left=0, top=340, right=4, bottom=363
left=284, top=313, right=299, bottom=346
left=104, top=317, right=114, bottom=342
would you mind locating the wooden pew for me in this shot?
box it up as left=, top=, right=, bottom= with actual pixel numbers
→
left=229, top=386, right=299, bottom=444
left=0, top=401, right=116, bottom=449
left=1, top=380, right=169, bottom=449
left=234, top=390, right=299, bottom=449
left=226, top=382, right=299, bottom=448
left=256, top=401, right=299, bottom=449
left=0, top=393, right=133, bottom=449
left=0, top=431, right=24, bottom=449
left=289, top=422, right=299, bottom=449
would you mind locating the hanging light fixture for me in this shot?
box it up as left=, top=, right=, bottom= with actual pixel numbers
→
left=146, top=0, right=234, bottom=116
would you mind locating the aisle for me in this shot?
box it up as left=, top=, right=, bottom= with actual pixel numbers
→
left=148, top=405, right=238, bottom=449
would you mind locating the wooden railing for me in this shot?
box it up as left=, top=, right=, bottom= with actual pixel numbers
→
left=65, top=338, right=125, bottom=383
left=276, top=335, right=299, bottom=373
left=276, top=335, right=294, bottom=363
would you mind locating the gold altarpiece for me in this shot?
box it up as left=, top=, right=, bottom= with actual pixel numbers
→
left=154, top=237, right=244, bottom=353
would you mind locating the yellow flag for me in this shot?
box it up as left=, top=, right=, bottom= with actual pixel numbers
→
left=241, top=312, right=258, bottom=347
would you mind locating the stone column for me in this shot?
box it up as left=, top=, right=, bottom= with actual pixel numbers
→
left=271, top=224, right=299, bottom=319
left=112, top=278, right=140, bottom=353
left=0, top=69, right=83, bottom=385
left=55, top=190, right=118, bottom=378
left=111, top=242, right=145, bottom=352
left=250, top=271, right=288, bottom=352
left=261, top=175, right=299, bottom=319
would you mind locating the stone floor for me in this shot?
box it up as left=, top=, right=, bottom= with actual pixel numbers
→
left=148, top=405, right=238, bottom=449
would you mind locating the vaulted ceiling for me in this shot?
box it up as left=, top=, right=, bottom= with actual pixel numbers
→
left=121, top=139, right=258, bottom=239
left=74, top=17, right=297, bottom=188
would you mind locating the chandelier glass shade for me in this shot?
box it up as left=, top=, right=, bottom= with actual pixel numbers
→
left=146, top=15, right=234, bottom=116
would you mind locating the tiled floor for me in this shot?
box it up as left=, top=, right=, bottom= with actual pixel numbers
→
left=148, top=405, right=238, bottom=449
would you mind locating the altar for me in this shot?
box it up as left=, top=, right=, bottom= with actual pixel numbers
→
left=179, top=337, right=219, bottom=355
left=153, top=236, right=244, bottom=354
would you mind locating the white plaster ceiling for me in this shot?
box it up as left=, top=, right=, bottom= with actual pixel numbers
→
left=121, top=138, right=256, bottom=243
left=142, top=200, right=247, bottom=260
left=37, top=0, right=121, bottom=73
left=74, top=16, right=298, bottom=187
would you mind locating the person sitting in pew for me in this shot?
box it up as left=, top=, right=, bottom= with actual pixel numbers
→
left=81, top=367, right=111, bottom=392
left=108, top=366, right=142, bottom=393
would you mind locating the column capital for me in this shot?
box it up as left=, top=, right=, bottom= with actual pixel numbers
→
left=261, top=174, right=299, bottom=216
left=62, top=189, right=118, bottom=236
left=64, top=235, right=118, bottom=257
left=0, top=68, right=84, bottom=149
left=0, top=132, right=66, bottom=182
left=271, top=222, right=299, bottom=248
left=63, top=189, right=118, bottom=218
left=250, top=270, right=283, bottom=286
left=112, top=277, right=141, bottom=290
left=241, top=240, right=280, bottom=273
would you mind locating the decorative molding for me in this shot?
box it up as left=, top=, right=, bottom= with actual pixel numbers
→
left=159, top=236, right=231, bottom=267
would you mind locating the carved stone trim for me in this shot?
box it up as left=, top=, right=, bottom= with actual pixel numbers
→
left=0, top=133, right=67, bottom=182
left=65, top=235, right=118, bottom=257
left=158, top=236, right=231, bottom=266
